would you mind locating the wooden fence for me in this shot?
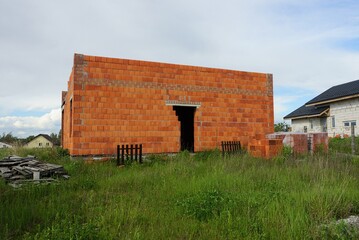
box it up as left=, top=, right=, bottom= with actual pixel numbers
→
left=117, top=144, right=143, bottom=166
left=221, top=141, right=241, bottom=158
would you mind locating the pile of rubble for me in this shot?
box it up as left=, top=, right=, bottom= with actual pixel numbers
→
left=0, top=155, right=69, bottom=187
left=339, top=215, right=359, bottom=229
left=320, top=215, right=359, bottom=238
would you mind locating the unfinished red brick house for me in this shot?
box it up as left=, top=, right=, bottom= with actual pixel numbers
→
left=61, top=53, right=275, bottom=156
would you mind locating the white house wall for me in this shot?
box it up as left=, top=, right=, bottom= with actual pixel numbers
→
left=328, top=98, right=359, bottom=137
left=291, top=117, right=324, bottom=133
left=0, top=142, right=12, bottom=148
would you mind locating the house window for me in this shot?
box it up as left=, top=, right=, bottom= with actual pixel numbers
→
left=304, top=126, right=307, bottom=133
left=39, top=143, right=42, bottom=146
left=309, top=119, right=313, bottom=129
left=331, top=116, right=335, bottom=128
left=344, top=121, right=356, bottom=127
left=46, top=142, right=49, bottom=146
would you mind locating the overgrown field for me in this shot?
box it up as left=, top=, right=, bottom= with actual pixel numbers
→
left=0, top=147, right=359, bottom=239
left=329, top=136, right=359, bottom=155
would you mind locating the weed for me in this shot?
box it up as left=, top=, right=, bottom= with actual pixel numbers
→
left=329, top=137, right=359, bottom=155
left=173, top=150, right=191, bottom=161
left=273, top=145, right=293, bottom=163
left=55, top=146, right=70, bottom=157
left=23, top=215, right=106, bottom=240
left=145, top=153, right=170, bottom=165
left=193, top=149, right=221, bottom=161
left=176, top=189, right=232, bottom=221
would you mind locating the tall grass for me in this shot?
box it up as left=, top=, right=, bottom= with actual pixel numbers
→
left=329, top=136, right=359, bottom=155
left=0, top=148, right=358, bottom=239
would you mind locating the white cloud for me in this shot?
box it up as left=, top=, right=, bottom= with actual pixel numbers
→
left=0, top=0, right=358, bottom=134
left=0, top=109, right=61, bottom=137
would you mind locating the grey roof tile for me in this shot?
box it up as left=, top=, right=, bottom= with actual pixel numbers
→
left=284, top=105, right=328, bottom=119
left=306, top=79, right=359, bottom=105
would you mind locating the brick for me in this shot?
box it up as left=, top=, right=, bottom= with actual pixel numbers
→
left=61, top=53, right=274, bottom=156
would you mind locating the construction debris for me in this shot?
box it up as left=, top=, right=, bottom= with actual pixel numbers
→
left=338, top=215, right=359, bottom=229
left=0, top=155, right=69, bottom=187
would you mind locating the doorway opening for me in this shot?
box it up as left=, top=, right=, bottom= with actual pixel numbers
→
left=173, top=106, right=196, bottom=152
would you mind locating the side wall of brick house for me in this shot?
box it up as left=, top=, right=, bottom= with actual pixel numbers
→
left=62, top=54, right=274, bottom=156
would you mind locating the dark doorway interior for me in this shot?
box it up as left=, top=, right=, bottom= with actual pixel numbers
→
left=173, top=106, right=196, bottom=152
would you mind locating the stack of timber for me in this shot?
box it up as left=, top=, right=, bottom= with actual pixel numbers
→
left=0, top=155, right=69, bottom=187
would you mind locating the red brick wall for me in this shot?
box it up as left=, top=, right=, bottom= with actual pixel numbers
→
left=308, top=133, right=328, bottom=153
left=266, top=132, right=329, bottom=156
left=61, top=54, right=274, bottom=156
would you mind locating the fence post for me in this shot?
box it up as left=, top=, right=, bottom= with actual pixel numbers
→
left=139, top=144, right=143, bottom=163
left=125, top=145, right=129, bottom=162
left=135, top=144, right=138, bottom=162
left=117, top=144, right=143, bottom=166
left=117, top=145, right=120, bottom=166
left=121, top=145, right=125, bottom=165
left=221, top=141, right=225, bottom=158
left=351, top=125, right=355, bottom=155
left=130, top=144, right=134, bottom=161
left=221, top=141, right=242, bottom=158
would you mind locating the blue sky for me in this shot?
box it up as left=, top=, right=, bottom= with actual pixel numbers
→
left=0, top=0, right=358, bottom=137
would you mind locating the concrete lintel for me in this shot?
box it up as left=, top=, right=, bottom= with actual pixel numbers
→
left=165, top=100, right=201, bottom=108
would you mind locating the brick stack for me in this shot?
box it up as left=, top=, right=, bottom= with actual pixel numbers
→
left=248, top=134, right=283, bottom=158
left=266, top=139, right=284, bottom=158
left=61, top=54, right=274, bottom=156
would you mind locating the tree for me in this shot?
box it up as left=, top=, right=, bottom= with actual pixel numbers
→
left=274, top=122, right=290, bottom=132
left=23, top=135, right=35, bottom=144
left=0, top=132, right=18, bottom=144
left=50, top=132, right=61, bottom=146
left=58, top=129, right=62, bottom=145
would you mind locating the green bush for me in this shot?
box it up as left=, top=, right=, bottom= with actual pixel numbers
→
left=55, top=147, right=70, bottom=157
left=0, top=148, right=13, bottom=159
left=176, top=189, right=233, bottom=221
left=329, top=137, right=359, bottom=155
left=273, top=146, right=293, bottom=163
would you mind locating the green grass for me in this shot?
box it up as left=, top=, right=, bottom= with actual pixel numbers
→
left=0, top=148, right=358, bottom=239
left=329, top=136, right=359, bottom=155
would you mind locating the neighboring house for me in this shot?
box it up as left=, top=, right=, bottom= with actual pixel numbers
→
left=284, top=79, right=359, bottom=137
left=61, top=53, right=274, bottom=156
left=25, top=134, right=54, bottom=148
left=0, top=142, right=13, bottom=148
